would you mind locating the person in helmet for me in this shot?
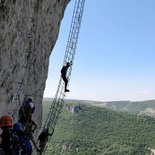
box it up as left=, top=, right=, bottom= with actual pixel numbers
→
left=61, top=61, right=72, bottom=92
left=0, top=115, right=23, bottom=155
left=13, top=119, right=39, bottom=154
left=13, top=122, right=33, bottom=155
left=18, top=97, right=35, bottom=123
left=18, top=97, right=39, bottom=153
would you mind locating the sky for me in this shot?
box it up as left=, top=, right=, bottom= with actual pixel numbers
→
left=44, top=0, right=155, bottom=102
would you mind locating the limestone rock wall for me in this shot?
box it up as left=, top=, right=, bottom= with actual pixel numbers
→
left=0, top=0, right=69, bottom=129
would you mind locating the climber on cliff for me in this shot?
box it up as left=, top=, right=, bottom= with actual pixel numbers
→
left=0, top=115, right=14, bottom=155
left=61, top=61, right=72, bottom=92
left=0, top=115, right=27, bottom=154
left=18, top=97, right=35, bottom=121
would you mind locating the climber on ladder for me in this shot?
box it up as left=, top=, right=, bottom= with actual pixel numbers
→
left=38, top=128, right=54, bottom=154
left=61, top=61, right=72, bottom=92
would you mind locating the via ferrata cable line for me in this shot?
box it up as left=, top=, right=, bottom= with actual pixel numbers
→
left=40, top=0, right=86, bottom=154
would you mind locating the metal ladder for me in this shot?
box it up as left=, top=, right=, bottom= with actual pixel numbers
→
left=41, top=0, right=86, bottom=154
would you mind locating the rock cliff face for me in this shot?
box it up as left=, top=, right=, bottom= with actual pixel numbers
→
left=0, top=0, right=69, bottom=129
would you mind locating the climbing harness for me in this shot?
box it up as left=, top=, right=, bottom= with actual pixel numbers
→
left=39, top=0, right=86, bottom=154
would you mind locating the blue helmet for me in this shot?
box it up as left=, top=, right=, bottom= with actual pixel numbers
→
left=13, top=122, right=24, bottom=131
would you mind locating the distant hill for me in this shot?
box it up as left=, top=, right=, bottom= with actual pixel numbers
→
left=43, top=98, right=155, bottom=117
left=96, top=100, right=155, bottom=117
left=43, top=100, right=155, bottom=155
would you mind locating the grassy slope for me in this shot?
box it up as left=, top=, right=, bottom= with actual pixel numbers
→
left=43, top=101, right=155, bottom=155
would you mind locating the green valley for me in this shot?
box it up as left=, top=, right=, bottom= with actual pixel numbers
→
left=42, top=100, right=155, bottom=155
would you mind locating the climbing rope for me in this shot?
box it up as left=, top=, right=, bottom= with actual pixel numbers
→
left=41, top=0, right=86, bottom=154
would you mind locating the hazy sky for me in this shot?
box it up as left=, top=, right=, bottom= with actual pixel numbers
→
left=44, top=0, right=155, bottom=102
